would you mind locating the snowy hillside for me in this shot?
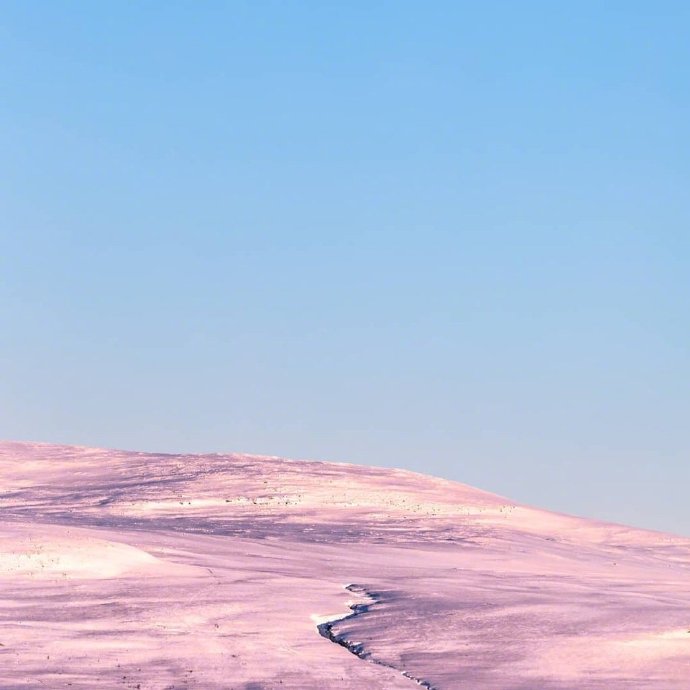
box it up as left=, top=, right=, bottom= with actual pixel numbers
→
left=1, top=441, right=689, bottom=689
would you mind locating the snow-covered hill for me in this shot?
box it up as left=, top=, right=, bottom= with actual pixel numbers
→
left=1, top=441, right=688, bottom=689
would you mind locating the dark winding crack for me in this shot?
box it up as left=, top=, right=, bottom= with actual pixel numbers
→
left=317, top=584, right=438, bottom=690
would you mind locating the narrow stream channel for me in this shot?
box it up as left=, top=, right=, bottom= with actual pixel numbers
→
left=317, top=584, right=438, bottom=690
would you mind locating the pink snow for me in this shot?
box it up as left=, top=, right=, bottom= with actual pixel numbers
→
left=0, top=440, right=688, bottom=688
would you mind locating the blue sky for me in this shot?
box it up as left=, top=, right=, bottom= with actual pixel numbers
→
left=2, top=1, right=689, bottom=534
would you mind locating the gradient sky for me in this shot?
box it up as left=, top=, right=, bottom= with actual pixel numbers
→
left=2, top=1, right=689, bottom=535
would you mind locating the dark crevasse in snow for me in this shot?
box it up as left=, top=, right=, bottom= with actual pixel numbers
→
left=317, top=584, right=438, bottom=690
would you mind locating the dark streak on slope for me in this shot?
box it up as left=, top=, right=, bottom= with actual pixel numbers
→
left=317, top=584, right=438, bottom=690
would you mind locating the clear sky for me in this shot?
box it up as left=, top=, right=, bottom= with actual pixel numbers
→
left=2, top=2, right=689, bottom=534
